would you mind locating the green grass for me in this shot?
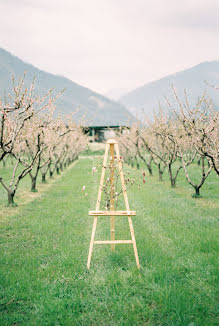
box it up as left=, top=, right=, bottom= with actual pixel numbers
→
left=79, top=148, right=105, bottom=156
left=0, top=157, right=218, bottom=325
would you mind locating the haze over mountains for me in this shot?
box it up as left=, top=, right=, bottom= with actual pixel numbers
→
left=120, top=62, right=219, bottom=118
left=0, top=48, right=134, bottom=126
left=105, top=88, right=132, bottom=101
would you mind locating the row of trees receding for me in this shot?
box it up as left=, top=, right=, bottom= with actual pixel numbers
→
left=0, top=76, right=87, bottom=205
left=118, top=87, right=219, bottom=197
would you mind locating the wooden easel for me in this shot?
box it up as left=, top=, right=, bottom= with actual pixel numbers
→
left=87, top=139, right=140, bottom=269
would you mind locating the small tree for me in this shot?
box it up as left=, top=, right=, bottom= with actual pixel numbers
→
left=27, top=113, right=54, bottom=191
left=0, top=76, right=58, bottom=205
left=166, top=87, right=214, bottom=196
left=139, top=111, right=184, bottom=187
left=119, top=124, right=153, bottom=175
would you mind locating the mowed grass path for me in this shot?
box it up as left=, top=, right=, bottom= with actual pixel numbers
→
left=0, top=158, right=218, bottom=325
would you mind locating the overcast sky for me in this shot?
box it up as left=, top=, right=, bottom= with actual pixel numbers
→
left=0, top=0, right=219, bottom=96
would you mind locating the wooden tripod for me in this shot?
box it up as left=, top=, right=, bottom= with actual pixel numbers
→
left=87, top=139, right=140, bottom=269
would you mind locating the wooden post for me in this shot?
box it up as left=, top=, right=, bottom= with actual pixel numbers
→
left=87, top=138, right=140, bottom=269
left=114, top=143, right=140, bottom=269
left=87, top=143, right=109, bottom=269
left=110, top=143, right=115, bottom=250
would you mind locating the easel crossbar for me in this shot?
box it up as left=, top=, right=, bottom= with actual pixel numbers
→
left=89, top=210, right=136, bottom=216
left=94, top=240, right=133, bottom=244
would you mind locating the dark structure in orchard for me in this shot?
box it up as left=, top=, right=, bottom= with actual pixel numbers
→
left=82, top=125, right=128, bottom=142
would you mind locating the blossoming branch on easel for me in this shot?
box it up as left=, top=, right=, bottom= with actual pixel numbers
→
left=83, top=155, right=146, bottom=210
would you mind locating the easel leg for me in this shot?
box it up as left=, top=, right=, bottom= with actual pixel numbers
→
left=128, top=216, right=140, bottom=269
left=87, top=216, right=97, bottom=269
left=111, top=216, right=115, bottom=251
left=110, top=143, right=115, bottom=251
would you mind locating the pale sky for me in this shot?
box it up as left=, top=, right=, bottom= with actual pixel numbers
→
left=0, top=0, right=219, bottom=95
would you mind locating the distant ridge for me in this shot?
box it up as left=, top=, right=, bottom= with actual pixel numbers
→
left=0, top=48, right=134, bottom=126
left=120, top=61, right=219, bottom=117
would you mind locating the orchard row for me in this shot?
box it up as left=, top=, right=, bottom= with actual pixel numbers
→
left=118, top=87, right=219, bottom=197
left=0, top=76, right=87, bottom=205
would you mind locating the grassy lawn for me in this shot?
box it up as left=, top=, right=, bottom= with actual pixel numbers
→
left=0, top=156, right=218, bottom=325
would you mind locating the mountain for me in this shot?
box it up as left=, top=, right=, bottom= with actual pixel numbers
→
left=120, top=62, right=219, bottom=118
left=105, top=87, right=132, bottom=101
left=0, top=48, right=134, bottom=126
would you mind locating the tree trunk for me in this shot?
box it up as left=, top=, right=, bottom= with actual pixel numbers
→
left=42, top=173, right=46, bottom=183
left=195, top=186, right=200, bottom=197
left=159, top=170, right=164, bottom=181
left=147, top=164, right=153, bottom=176
left=168, top=164, right=176, bottom=188
left=158, top=163, right=165, bottom=181
left=7, top=190, right=15, bottom=206
left=170, top=178, right=176, bottom=187
left=56, top=166, right=60, bottom=175
left=31, top=176, right=37, bottom=192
